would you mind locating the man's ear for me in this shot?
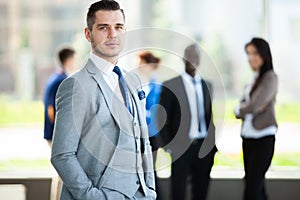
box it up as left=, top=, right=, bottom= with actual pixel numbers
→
left=84, top=27, right=92, bottom=42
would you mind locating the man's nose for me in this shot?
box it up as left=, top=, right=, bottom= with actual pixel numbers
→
left=108, top=27, right=117, bottom=38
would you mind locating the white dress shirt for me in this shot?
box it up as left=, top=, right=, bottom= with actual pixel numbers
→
left=89, top=52, right=126, bottom=105
left=182, top=72, right=207, bottom=139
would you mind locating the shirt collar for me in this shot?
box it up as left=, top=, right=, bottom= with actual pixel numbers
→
left=89, top=51, right=116, bottom=75
left=182, top=71, right=202, bottom=83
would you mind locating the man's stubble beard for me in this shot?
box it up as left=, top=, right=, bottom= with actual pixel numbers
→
left=91, top=37, right=122, bottom=59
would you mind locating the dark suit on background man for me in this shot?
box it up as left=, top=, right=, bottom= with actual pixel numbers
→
left=157, top=44, right=217, bottom=200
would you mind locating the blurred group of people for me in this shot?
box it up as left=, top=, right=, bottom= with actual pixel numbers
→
left=136, top=38, right=277, bottom=200
left=43, top=1, right=278, bottom=200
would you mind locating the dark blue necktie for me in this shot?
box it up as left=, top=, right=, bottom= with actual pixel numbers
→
left=192, top=78, right=201, bottom=132
left=113, top=66, right=132, bottom=114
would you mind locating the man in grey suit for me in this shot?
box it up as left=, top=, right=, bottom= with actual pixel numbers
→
left=51, top=1, right=156, bottom=199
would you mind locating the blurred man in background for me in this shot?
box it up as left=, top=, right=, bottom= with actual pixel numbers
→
left=43, top=47, right=77, bottom=146
left=158, top=43, right=217, bottom=200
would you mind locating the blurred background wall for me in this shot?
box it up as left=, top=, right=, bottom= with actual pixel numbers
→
left=0, top=0, right=299, bottom=102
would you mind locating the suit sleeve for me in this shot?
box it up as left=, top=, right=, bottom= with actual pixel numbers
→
left=51, top=77, right=106, bottom=199
left=200, top=81, right=217, bottom=157
left=157, top=83, right=178, bottom=147
left=237, top=73, right=278, bottom=118
left=206, top=82, right=215, bottom=130
left=206, top=82, right=213, bottom=112
left=234, top=98, right=245, bottom=119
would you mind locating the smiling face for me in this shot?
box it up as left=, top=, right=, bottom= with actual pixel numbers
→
left=84, top=10, right=126, bottom=64
left=246, top=44, right=264, bottom=72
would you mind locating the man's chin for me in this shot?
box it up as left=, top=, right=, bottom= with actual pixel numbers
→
left=94, top=49, right=121, bottom=59
left=105, top=49, right=122, bottom=57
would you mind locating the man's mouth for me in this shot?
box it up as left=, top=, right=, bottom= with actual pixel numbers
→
left=105, top=42, right=119, bottom=47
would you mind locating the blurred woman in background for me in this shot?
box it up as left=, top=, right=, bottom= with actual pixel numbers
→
left=235, top=38, right=278, bottom=200
left=137, top=51, right=161, bottom=143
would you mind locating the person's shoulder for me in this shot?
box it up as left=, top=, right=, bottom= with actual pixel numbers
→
left=160, top=76, right=182, bottom=96
left=264, top=70, right=276, bottom=76
left=46, top=73, right=58, bottom=84
left=45, top=73, right=63, bottom=89
left=263, top=70, right=278, bottom=82
left=202, top=78, right=213, bottom=86
left=60, top=68, right=94, bottom=92
left=57, top=72, right=80, bottom=91
left=163, top=75, right=182, bottom=85
left=123, top=71, right=144, bottom=90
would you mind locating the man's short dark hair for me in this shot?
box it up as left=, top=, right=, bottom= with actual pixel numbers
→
left=87, top=0, right=125, bottom=31
left=57, top=47, right=75, bottom=66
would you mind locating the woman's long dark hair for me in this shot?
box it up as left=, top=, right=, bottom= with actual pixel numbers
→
left=245, top=38, right=274, bottom=94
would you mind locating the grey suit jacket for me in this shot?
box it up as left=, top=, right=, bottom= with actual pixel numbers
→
left=236, top=70, right=278, bottom=130
left=51, top=59, right=156, bottom=199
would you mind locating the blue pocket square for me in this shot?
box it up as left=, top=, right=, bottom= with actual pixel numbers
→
left=138, top=90, right=146, bottom=100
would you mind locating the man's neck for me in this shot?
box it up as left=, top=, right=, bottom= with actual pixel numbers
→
left=186, top=71, right=195, bottom=78
left=93, top=50, right=118, bottom=65
left=63, top=68, right=72, bottom=76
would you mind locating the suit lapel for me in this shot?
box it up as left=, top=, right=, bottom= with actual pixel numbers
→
left=85, top=59, right=133, bottom=133
left=178, top=76, right=192, bottom=119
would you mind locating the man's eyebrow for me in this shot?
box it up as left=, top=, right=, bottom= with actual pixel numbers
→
left=96, top=24, right=109, bottom=27
left=96, top=23, right=124, bottom=27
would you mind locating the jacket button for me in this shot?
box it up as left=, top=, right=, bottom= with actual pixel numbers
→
left=135, top=136, right=138, bottom=140
left=136, top=180, right=140, bottom=184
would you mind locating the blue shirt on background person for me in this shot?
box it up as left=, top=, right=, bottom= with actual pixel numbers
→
left=136, top=51, right=162, bottom=143
left=43, top=72, right=67, bottom=140
left=43, top=47, right=77, bottom=144
left=146, top=79, right=162, bottom=138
